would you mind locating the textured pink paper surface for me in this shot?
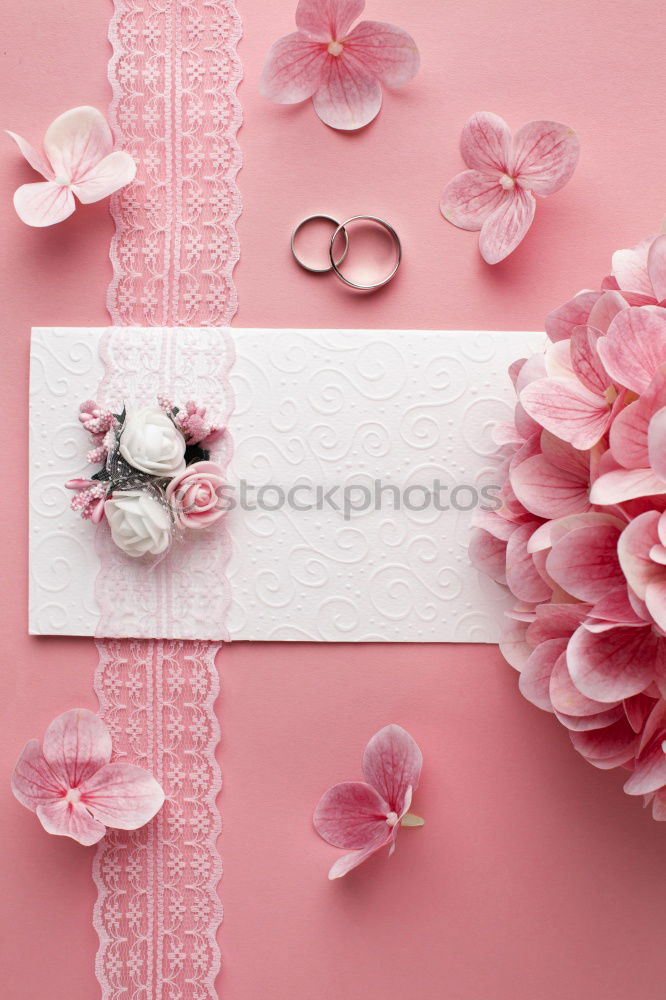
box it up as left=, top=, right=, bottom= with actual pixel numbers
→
left=4, top=2, right=666, bottom=1000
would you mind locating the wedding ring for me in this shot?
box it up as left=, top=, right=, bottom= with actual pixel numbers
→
left=291, top=214, right=349, bottom=273
left=329, top=215, right=402, bottom=291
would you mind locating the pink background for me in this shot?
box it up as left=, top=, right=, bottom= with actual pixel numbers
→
left=2, top=1, right=666, bottom=997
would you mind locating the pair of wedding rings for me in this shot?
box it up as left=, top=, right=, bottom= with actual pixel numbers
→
left=290, top=214, right=402, bottom=291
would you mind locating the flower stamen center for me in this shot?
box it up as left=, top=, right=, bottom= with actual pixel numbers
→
left=385, top=810, right=399, bottom=827
left=499, top=174, right=515, bottom=191
left=64, top=787, right=81, bottom=804
left=327, top=40, right=344, bottom=56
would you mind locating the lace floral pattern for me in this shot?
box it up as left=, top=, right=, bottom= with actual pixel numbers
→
left=107, top=0, right=242, bottom=328
left=93, top=640, right=223, bottom=999
left=94, top=0, right=242, bottom=995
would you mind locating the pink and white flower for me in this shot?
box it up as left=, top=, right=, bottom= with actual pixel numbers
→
left=8, top=106, right=136, bottom=227
left=166, top=461, right=226, bottom=530
left=261, top=0, right=420, bottom=131
left=440, top=112, right=580, bottom=264
left=313, top=724, right=423, bottom=878
left=12, top=709, right=164, bottom=845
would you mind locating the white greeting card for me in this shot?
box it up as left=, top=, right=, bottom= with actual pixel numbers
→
left=29, top=327, right=545, bottom=641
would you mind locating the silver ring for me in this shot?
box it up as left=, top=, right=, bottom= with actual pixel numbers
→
left=329, top=215, right=402, bottom=291
left=291, top=214, right=349, bottom=274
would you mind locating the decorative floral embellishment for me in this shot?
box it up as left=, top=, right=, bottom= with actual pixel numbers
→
left=314, top=724, right=423, bottom=879
left=167, top=462, right=228, bottom=530
left=66, top=396, right=227, bottom=558
left=469, top=231, right=666, bottom=821
left=119, top=405, right=187, bottom=477
left=440, top=112, right=580, bottom=264
left=11, top=709, right=164, bottom=846
left=105, top=490, right=173, bottom=558
left=7, top=106, right=136, bottom=227
left=261, top=0, right=420, bottom=131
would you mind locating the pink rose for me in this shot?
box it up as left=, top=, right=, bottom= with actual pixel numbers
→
left=166, top=461, right=226, bottom=530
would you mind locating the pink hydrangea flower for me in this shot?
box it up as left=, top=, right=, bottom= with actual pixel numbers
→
left=440, top=112, right=580, bottom=264
left=261, top=0, right=420, bottom=131
left=313, top=724, right=423, bottom=879
left=7, top=106, right=136, bottom=227
left=12, top=709, right=164, bottom=845
left=471, top=232, right=666, bottom=821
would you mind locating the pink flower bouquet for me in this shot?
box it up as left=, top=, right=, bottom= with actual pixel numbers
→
left=66, top=397, right=227, bottom=558
left=472, top=232, right=666, bottom=819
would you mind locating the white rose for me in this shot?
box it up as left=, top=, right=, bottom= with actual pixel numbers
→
left=105, top=491, right=172, bottom=558
left=119, top=405, right=186, bottom=477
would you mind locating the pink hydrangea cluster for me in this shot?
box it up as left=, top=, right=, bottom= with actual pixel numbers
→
left=157, top=396, right=224, bottom=447
left=471, top=232, right=666, bottom=820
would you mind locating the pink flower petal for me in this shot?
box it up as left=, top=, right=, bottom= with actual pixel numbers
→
left=511, top=454, right=590, bottom=521
left=499, top=615, right=532, bottom=670
left=343, top=21, right=420, bottom=85
left=72, top=150, right=136, bottom=204
left=78, top=762, right=165, bottom=829
left=598, top=307, right=666, bottom=394
left=260, top=33, right=328, bottom=103
left=41, top=708, right=112, bottom=788
left=36, top=798, right=107, bottom=847
left=569, top=715, right=639, bottom=769
left=546, top=523, right=623, bottom=603
left=608, top=372, right=666, bottom=469
left=611, top=238, right=655, bottom=298
left=510, top=120, right=580, bottom=196
left=362, top=724, right=422, bottom=812
left=312, top=56, right=382, bottom=130
left=617, top=511, right=661, bottom=601
left=313, top=780, right=391, bottom=848
left=567, top=624, right=658, bottom=702
left=549, top=651, right=619, bottom=718
left=13, top=181, right=75, bottom=227
left=646, top=578, right=666, bottom=633
left=6, top=130, right=53, bottom=179
left=647, top=234, right=666, bottom=303
left=555, top=705, right=624, bottom=733
left=12, top=739, right=65, bottom=812
left=505, top=522, right=551, bottom=603
left=587, top=586, right=645, bottom=627
left=460, top=111, right=511, bottom=173
left=43, top=106, right=113, bottom=184
left=545, top=291, right=602, bottom=343
left=479, top=186, right=536, bottom=265
left=648, top=405, right=666, bottom=483
left=624, top=747, right=666, bottom=795
left=327, top=835, right=391, bottom=879
left=526, top=602, right=590, bottom=644
left=296, top=0, right=364, bottom=41
left=589, top=467, right=666, bottom=505
left=520, top=376, right=610, bottom=450
left=519, top=637, right=566, bottom=711
left=468, top=527, right=507, bottom=584
left=440, top=170, right=505, bottom=231
left=586, top=290, right=629, bottom=334
left=570, top=326, right=610, bottom=395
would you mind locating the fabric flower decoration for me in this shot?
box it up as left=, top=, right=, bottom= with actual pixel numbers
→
left=7, top=106, right=136, bottom=227
left=166, top=461, right=226, bottom=529
left=313, top=724, right=423, bottom=879
left=440, top=112, right=580, bottom=264
left=119, top=405, right=187, bottom=477
left=105, top=491, right=172, bottom=558
left=260, top=0, right=420, bottom=131
left=12, top=709, right=164, bottom=845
